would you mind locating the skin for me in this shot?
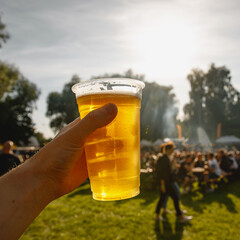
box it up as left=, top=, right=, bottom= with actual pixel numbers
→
left=0, top=103, right=118, bottom=240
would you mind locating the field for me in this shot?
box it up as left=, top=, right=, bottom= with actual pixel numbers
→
left=20, top=178, right=240, bottom=240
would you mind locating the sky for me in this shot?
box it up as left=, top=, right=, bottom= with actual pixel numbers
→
left=0, top=0, right=240, bottom=138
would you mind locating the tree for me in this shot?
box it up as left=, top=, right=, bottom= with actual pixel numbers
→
left=141, top=82, right=178, bottom=140
left=183, top=63, right=240, bottom=139
left=0, top=63, right=41, bottom=144
left=33, top=132, right=51, bottom=147
left=46, top=75, right=80, bottom=133
left=0, top=15, right=10, bottom=48
left=0, top=62, right=19, bottom=99
left=91, top=69, right=145, bottom=81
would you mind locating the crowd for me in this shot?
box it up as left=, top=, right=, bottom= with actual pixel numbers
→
left=140, top=142, right=240, bottom=222
left=141, top=146, right=240, bottom=193
left=1, top=140, right=239, bottom=191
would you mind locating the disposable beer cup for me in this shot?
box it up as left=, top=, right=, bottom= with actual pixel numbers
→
left=72, top=78, right=145, bottom=201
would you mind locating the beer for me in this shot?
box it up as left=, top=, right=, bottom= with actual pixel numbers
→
left=72, top=78, right=144, bottom=201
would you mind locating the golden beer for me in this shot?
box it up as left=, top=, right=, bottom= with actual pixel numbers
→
left=72, top=79, right=144, bottom=201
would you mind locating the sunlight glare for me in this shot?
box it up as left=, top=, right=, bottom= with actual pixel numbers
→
left=133, top=18, right=197, bottom=79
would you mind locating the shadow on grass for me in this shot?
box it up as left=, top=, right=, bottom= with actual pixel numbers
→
left=154, top=215, right=186, bottom=240
left=137, top=188, right=159, bottom=205
left=67, top=182, right=92, bottom=198
left=181, top=179, right=240, bottom=213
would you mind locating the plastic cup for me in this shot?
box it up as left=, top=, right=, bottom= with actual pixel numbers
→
left=72, top=78, right=145, bottom=201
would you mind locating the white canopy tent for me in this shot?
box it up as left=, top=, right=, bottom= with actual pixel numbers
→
left=216, top=135, right=240, bottom=145
left=140, top=139, right=152, bottom=147
left=153, top=139, right=163, bottom=150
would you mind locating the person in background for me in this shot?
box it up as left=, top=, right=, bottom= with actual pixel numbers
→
left=194, top=152, right=205, bottom=168
left=158, top=143, right=172, bottom=215
left=205, top=153, right=221, bottom=192
left=193, top=152, right=205, bottom=189
left=235, top=151, right=240, bottom=177
left=178, top=154, right=196, bottom=193
left=155, top=142, right=192, bottom=223
left=0, top=140, right=21, bottom=177
left=219, top=150, right=231, bottom=174
left=228, top=152, right=238, bottom=173
left=235, top=151, right=240, bottom=165
left=161, top=147, right=186, bottom=216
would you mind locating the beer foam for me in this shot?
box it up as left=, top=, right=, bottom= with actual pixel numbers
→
left=72, top=78, right=145, bottom=99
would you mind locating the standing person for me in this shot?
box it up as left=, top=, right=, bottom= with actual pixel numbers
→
left=162, top=148, right=183, bottom=215
left=0, top=141, right=21, bottom=176
left=157, top=143, right=172, bottom=214
left=155, top=142, right=192, bottom=223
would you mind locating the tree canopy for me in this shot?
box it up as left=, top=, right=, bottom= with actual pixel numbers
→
left=183, top=63, right=240, bottom=139
left=91, top=69, right=145, bottom=81
left=0, top=62, right=40, bottom=144
left=0, top=16, right=10, bottom=48
left=0, top=62, right=19, bottom=99
left=141, top=82, right=178, bottom=140
left=46, top=75, right=80, bottom=133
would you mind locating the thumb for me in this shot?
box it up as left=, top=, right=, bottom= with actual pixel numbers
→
left=66, top=103, right=118, bottom=145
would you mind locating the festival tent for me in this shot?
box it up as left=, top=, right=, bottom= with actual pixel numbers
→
left=152, top=139, right=163, bottom=150
left=216, top=136, right=240, bottom=145
left=140, top=139, right=152, bottom=147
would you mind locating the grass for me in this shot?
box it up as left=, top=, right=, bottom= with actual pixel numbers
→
left=20, top=178, right=240, bottom=240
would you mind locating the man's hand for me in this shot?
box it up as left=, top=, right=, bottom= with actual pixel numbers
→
left=31, top=103, right=118, bottom=200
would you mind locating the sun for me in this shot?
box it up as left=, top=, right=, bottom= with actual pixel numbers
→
left=131, top=17, right=197, bottom=79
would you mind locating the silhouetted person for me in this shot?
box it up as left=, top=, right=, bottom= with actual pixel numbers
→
left=155, top=142, right=192, bottom=223
left=219, top=150, right=231, bottom=173
left=0, top=141, right=21, bottom=176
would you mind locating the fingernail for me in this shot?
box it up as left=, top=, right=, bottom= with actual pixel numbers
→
left=105, top=103, right=117, bottom=115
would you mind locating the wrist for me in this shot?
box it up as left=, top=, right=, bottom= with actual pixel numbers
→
left=16, top=160, right=55, bottom=207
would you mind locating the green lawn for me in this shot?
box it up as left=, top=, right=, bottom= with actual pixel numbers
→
left=20, top=178, right=240, bottom=240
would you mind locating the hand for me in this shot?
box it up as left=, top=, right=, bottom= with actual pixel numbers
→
left=31, top=103, right=118, bottom=200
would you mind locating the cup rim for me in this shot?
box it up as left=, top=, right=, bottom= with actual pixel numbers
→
left=72, top=78, right=145, bottom=94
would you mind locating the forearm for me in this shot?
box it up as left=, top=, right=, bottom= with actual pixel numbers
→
left=0, top=159, right=54, bottom=240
